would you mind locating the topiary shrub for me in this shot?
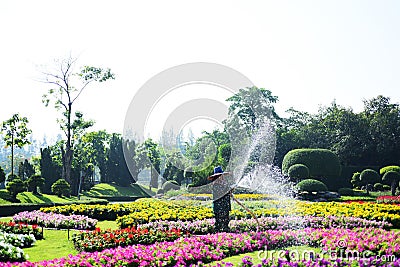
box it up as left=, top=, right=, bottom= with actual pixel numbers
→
left=382, top=170, right=400, bottom=196
left=26, top=174, right=45, bottom=194
left=374, top=183, right=384, bottom=191
left=350, top=172, right=361, bottom=189
left=359, top=169, right=380, bottom=194
left=6, top=179, right=26, bottom=200
left=282, top=148, right=341, bottom=190
left=296, top=179, right=328, bottom=192
left=382, top=184, right=391, bottom=191
left=6, top=174, right=20, bottom=182
left=338, top=187, right=354, bottom=196
left=157, top=188, right=164, bottom=194
left=51, top=179, right=71, bottom=197
left=287, top=164, right=309, bottom=181
left=162, top=181, right=180, bottom=192
left=380, top=165, right=400, bottom=176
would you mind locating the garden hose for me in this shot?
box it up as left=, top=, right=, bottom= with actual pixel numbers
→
left=230, top=192, right=261, bottom=231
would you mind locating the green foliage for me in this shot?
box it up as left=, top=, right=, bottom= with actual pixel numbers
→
left=282, top=148, right=341, bottom=189
left=382, top=170, right=400, bottom=196
left=40, top=147, right=62, bottom=194
left=296, top=179, right=328, bottom=192
left=26, top=175, right=45, bottom=194
left=374, top=183, right=384, bottom=191
left=382, top=184, right=391, bottom=191
left=6, top=174, right=20, bottom=182
left=217, top=143, right=231, bottom=168
left=287, top=164, right=309, bottom=181
left=157, top=188, right=164, bottom=194
left=380, top=165, right=400, bottom=175
left=359, top=169, right=380, bottom=193
left=162, top=181, right=180, bottom=192
left=6, top=179, right=26, bottom=199
left=18, top=159, right=35, bottom=180
left=350, top=172, right=361, bottom=188
left=51, top=179, right=71, bottom=197
left=0, top=166, right=5, bottom=184
left=338, top=187, right=354, bottom=196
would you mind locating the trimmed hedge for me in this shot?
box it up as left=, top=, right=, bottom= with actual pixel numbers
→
left=287, top=164, right=309, bottom=181
left=282, top=148, right=341, bottom=190
left=380, top=165, right=400, bottom=175
left=296, top=179, right=328, bottom=192
left=338, top=187, right=354, bottom=196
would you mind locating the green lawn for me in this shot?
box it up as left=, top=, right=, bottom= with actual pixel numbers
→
left=83, top=183, right=154, bottom=198
left=23, top=229, right=78, bottom=262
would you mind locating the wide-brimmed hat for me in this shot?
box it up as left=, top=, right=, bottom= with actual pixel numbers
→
left=207, top=166, right=230, bottom=180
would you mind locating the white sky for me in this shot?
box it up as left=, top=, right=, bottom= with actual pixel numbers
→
left=1, top=0, right=400, bottom=140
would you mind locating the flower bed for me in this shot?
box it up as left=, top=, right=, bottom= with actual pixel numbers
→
left=40, top=198, right=400, bottom=227
left=72, top=227, right=183, bottom=252
left=0, top=222, right=43, bottom=240
left=134, top=215, right=392, bottom=234
left=1, top=228, right=399, bottom=266
left=377, top=195, right=400, bottom=204
left=0, top=232, right=36, bottom=248
left=13, top=211, right=97, bottom=230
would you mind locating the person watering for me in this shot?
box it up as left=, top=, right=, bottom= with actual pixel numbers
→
left=208, top=166, right=233, bottom=232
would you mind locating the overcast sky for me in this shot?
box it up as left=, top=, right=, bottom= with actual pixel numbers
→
left=1, top=0, right=399, bottom=140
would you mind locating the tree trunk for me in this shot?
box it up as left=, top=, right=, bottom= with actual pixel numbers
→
left=11, top=133, right=14, bottom=177
left=391, top=180, right=397, bottom=196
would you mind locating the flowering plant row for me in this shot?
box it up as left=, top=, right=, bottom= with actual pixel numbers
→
left=182, top=193, right=271, bottom=201
left=13, top=211, right=97, bottom=230
left=72, top=227, right=183, bottom=252
left=377, top=195, right=400, bottom=204
left=135, top=215, right=392, bottom=235
left=2, top=228, right=399, bottom=267
left=40, top=199, right=213, bottom=221
left=0, top=222, right=43, bottom=240
left=0, top=232, right=36, bottom=249
left=41, top=198, right=400, bottom=227
left=206, top=256, right=400, bottom=267
left=0, top=241, right=26, bottom=263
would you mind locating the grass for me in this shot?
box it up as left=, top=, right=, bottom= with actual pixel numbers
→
left=97, top=220, right=118, bottom=230
left=83, top=183, right=154, bottom=198
left=23, top=229, right=78, bottom=262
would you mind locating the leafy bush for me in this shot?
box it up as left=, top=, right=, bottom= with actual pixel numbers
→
left=359, top=169, right=380, bottom=193
left=382, top=170, right=400, bottom=196
left=6, top=179, right=26, bottom=199
left=157, top=188, right=164, bottom=194
left=51, top=179, right=71, bottom=197
left=374, top=183, right=384, bottom=191
left=287, top=164, right=309, bottom=181
left=380, top=165, right=400, bottom=176
left=26, top=174, right=45, bottom=194
left=162, top=181, right=180, bottom=192
left=282, top=148, right=341, bottom=190
left=338, top=188, right=354, bottom=196
left=6, top=174, right=20, bottom=182
left=296, top=179, right=328, bottom=192
left=0, top=166, right=5, bottom=184
left=350, top=172, right=361, bottom=189
left=383, top=184, right=391, bottom=191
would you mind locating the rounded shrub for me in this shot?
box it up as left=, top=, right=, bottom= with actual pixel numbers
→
left=360, top=169, right=380, bottom=185
left=51, top=179, right=71, bottom=197
left=383, top=184, right=391, bottom=191
left=296, top=179, right=328, bottom=192
left=6, top=178, right=26, bottom=199
left=162, top=181, right=180, bottom=192
left=350, top=172, right=361, bottom=188
left=282, top=148, right=341, bottom=190
left=382, top=170, right=400, bottom=196
left=374, top=183, right=384, bottom=191
left=287, top=164, right=309, bottom=181
left=380, top=165, right=400, bottom=176
left=157, top=188, right=165, bottom=194
left=338, top=187, right=354, bottom=196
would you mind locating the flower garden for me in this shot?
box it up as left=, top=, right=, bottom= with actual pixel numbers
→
left=0, top=196, right=399, bottom=266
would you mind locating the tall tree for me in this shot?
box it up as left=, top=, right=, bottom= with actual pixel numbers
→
left=137, top=139, right=161, bottom=189
left=41, top=56, right=114, bottom=190
left=1, top=114, right=32, bottom=177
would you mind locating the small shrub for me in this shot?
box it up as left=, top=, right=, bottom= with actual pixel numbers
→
left=382, top=170, right=400, bottom=196
left=338, top=187, right=354, bottom=196
left=359, top=169, right=380, bottom=193
left=157, top=188, right=164, bottom=194
left=350, top=172, right=361, bottom=188
left=51, top=179, right=71, bottom=197
left=162, top=181, right=180, bottom=192
left=296, top=179, right=328, bottom=192
left=382, top=184, right=391, bottom=191
left=287, top=164, right=309, bottom=181
left=26, top=175, right=45, bottom=194
left=6, top=174, right=20, bottom=182
left=374, top=183, right=384, bottom=191
left=6, top=179, right=26, bottom=199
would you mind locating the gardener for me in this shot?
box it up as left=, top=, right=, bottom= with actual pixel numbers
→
left=208, top=166, right=233, bottom=232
